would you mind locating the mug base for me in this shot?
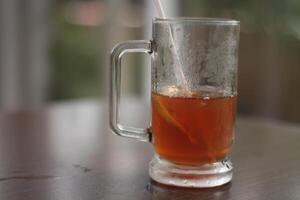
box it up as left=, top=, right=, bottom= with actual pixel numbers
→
left=149, top=155, right=233, bottom=188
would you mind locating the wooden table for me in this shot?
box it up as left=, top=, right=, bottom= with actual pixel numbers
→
left=0, top=99, right=300, bottom=200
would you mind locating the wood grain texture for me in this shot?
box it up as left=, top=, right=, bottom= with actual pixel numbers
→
left=0, top=100, right=299, bottom=200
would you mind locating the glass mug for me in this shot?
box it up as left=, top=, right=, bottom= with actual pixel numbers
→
left=110, top=18, right=240, bottom=187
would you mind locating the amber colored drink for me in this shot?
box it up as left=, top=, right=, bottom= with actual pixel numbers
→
left=152, top=92, right=236, bottom=165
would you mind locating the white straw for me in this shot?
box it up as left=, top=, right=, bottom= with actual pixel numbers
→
left=153, top=0, right=166, bottom=18
left=152, top=0, right=190, bottom=92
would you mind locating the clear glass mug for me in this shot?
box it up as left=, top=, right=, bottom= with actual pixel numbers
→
left=110, top=18, right=240, bottom=188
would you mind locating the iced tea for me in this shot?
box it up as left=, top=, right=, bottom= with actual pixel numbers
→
left=152, top=88, right=236, bottom=165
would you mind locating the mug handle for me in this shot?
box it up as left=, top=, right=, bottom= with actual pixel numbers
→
left=110, top=40, right=152, bottom=142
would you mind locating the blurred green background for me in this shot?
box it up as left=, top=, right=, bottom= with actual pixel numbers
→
left=0, top=0, right=299, bottom=123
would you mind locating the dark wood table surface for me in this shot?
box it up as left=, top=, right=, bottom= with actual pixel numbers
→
left=0, top=99, right=300, bottom=200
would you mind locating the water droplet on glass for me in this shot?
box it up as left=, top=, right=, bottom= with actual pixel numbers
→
left=184, top=33, right=191, bottom=38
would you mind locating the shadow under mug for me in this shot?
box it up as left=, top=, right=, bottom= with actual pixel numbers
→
left=110, top=18, right=240, bottom=188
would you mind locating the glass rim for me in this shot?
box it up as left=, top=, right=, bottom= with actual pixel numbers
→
left=153, top=17, right=239, bottom=25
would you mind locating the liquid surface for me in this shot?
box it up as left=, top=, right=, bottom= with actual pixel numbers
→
left=152, top=88, right=236, bottom=165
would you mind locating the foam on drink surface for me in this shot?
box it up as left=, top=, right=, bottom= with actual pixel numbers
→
left=157, top=85, right=229, bottom=98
